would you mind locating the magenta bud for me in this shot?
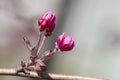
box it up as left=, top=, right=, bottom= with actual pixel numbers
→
left=44, top=23, right=55, bottom=36
left=38, top=11, right=56, bottom=33
left=38, top=19, right=47, bottom=31
left=56, top=33, right=74, bottom=51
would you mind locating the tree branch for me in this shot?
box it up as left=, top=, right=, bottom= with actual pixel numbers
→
left=0, top=68, right=108, bottom=80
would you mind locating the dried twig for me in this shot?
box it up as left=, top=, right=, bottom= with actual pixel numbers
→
left=0, top=68, right=108, bottom=80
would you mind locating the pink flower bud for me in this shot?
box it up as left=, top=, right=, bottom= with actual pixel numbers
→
left=38, top=11, right=56, bottom=33
left=44, top=23, right=55, bottom=36
left=56, top=33, right=74, bottom=51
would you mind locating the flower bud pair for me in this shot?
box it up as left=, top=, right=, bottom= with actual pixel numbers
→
left=38, top=11, right=75, bottom=51
left=38, top=11, right=56, bottom=36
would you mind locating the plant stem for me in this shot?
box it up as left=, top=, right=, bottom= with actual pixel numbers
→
left=40, top=48, right=58, bottom=61
left=23, top=36, right=32, bottom=51
left=37, top=35, right=46, bottom=56
left=0, top=68, right=107, bottom=80
left=31, top=32, right=43, bottom=57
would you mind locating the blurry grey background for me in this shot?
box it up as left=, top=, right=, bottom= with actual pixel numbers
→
left=0, top=0, right=120, bottom=80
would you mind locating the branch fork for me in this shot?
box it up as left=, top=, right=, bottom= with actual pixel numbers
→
left=20, top=32, right=57, bottom=74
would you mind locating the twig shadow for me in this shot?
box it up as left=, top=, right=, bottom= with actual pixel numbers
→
left=37, top=72, right=52, bottom=80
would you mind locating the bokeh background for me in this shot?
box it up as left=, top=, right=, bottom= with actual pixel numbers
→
left=0, top=0, right=120, bottom=80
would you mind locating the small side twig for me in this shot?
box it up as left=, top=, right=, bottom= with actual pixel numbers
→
left=0, top=68, right=108, bottom=80
left=23, top=36, right=32, bottom=51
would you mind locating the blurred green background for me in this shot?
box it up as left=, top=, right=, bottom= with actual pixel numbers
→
left=0, top=0, right=120, bottom=80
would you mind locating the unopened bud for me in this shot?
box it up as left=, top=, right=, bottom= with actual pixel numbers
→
left=56, top=33, right=74, bottom=51
left=38, top=11, right=56, bottom=35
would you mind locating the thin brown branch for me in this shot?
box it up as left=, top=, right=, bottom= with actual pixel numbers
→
left=0, top=68, right=108, bottom=80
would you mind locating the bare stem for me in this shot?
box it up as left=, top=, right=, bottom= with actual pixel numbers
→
left=37, top=35, right=46, bottom=56
left=0, top=68, right=107, bottom=80
left=31, top=32, right=43, bottom=57
left=40, top=48, right=58, bottom=61
left=23, top=36, right=32, bottom=51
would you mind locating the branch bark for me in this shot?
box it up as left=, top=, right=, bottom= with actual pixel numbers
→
left=0, top=68, right=108, bottom=80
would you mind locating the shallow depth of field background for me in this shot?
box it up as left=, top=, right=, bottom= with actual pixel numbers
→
left=0, top=0, right=120, bottom=80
